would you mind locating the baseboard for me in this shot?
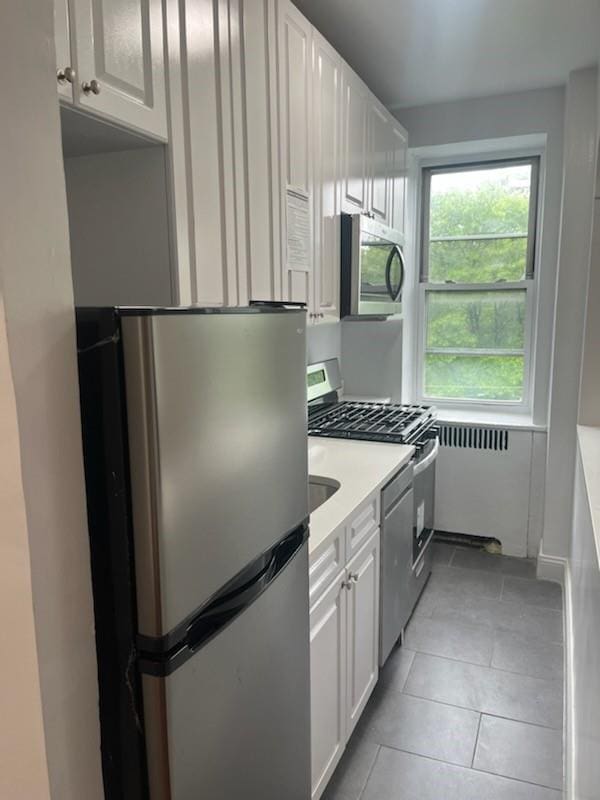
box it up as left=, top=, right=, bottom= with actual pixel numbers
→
left=564, top=560, right=574, bottom=800
left=536, top=546, right=566, bottom=585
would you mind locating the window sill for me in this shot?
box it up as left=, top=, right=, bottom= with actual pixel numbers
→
left=435, top=407, right=547, bottom=432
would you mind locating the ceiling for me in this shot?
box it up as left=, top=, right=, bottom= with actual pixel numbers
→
left=292, top=0, right=600, bottom=109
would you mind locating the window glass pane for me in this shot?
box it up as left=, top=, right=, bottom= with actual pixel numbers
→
left=424, top=354, right=525, bottom=401
left=427, top=162, right=533, bottom=283
left=429, top=237, right=527, bottom=283
left=426, top=290, right=526, bottom=351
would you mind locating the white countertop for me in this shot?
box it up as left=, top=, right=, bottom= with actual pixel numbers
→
left=308, top=437, right=414, bottom=554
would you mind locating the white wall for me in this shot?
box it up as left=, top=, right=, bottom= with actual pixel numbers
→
left=307, top=320, right=341, bottom=364
left=0, top=295, right=51, bottom=799
left=397, top=86, right=565, bottom=426
left=65, top=146, right=174, bottom=307
left=341, top=318, right=403, bottom=400
left=567, top=434, right=600, bottom=800
left=578, top=195, right=600, bottom=426
left=544, top=68, right=598, bottom=560
left=0, top=1, right=103, bottom=796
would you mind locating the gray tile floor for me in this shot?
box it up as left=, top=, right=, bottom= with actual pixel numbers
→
left=323, top=542, right=565, bottom=800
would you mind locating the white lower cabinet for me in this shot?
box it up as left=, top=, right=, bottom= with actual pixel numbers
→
left=310, top=571, right=347, bottom=799
left=310, top=526, right=380, bottom=799
left=346, top=532, right=380, bottom=735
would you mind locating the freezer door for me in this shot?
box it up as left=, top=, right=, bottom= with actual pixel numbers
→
left=142, top=542, right=311, bottom=800
left=121, top=310, right=308, bottom=639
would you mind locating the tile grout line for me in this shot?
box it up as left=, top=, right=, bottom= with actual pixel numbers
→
left=402, top=645, right=563, bottom=682
left=400, top=686, right=564, bottom=731
left=356, top=744, right=381, bottom=800
left=470, top=713, right=482, bottom=768
left=373, top=743, right=564, bottom=794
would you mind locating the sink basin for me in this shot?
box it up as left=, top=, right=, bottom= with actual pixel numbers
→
left=309, top=475, right=340, bottom=514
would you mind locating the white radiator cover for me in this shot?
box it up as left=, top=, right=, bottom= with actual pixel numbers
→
left=434, top=426, right=546, bottom=558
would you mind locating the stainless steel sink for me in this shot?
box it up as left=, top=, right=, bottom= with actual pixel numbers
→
left=309, top=475, right=340, bottom=514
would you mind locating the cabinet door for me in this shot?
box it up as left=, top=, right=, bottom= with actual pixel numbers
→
left=341, top=67, right=368, bottom=213
left=238, top=0, right=281, bottom=304
left=390, top=122, right=408, bottom=236
left=72, top=0, right=167, bottom=138
left=346, top=529, right=380, bottom=736
left=54, top=0, right=74, bottom=101
left=368, top=101, right=392, bottom=225
left=182, top=0, right=234, bottom=306
left=277, top=0, right=312, bottom=306
left=312, top=31, right=341, bottom=323
left=310, top=573, right=347, bottom=800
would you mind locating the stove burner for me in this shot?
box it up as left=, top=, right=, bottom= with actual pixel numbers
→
left=308, top=401, right=437, bottom=448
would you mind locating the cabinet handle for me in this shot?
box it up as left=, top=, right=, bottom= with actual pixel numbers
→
left=341, top=579, right=352, bottom=591
left=349, top=572, right=359, bottom=583
left=82, top=79, right=101, bottom=95
left=57, top=66, right=76, bottom=84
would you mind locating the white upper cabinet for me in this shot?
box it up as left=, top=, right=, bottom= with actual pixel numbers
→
left=58, top=0, right=167, bottom=138
left=240, top=0, right=282, bottom=305
left=341, top=67, right=369, bottom=214
left=54, top=0, right=75, bottom=101
left=183, top=0, right=229, bottom=306
left=311, top=31, right=341, bottom=323
left=390, top=121, right=408, bottom=237
left=368, top=100, right=392, bottom=226
left=346, top=530, right=380, bottom=736
left=277, top=0, right=313, bottom=306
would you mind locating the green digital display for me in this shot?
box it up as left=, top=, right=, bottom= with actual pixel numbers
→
left=308, top=369, right=326, bottom=388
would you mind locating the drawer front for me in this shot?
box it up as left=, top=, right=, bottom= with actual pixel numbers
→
left=347, top=494, right=380, bottom=558
left=309, top=527, right=346, bottom=608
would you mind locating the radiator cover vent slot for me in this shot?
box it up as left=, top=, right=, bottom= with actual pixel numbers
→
left=439, top=424, right=510, bottom=451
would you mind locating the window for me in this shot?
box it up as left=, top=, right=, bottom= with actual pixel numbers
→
left=419, top=157, right=539, bottom=405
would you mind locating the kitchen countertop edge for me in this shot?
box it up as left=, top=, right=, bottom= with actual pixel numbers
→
left=307, top=437, right=415, bottom=555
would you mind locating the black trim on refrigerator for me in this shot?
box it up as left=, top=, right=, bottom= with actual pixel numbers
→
left=137, top=523, right=309, bottom=678
left=76, top=307, right=149, bottom=800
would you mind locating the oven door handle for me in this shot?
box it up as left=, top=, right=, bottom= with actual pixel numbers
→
left=413, top=438, right=439, bottom=476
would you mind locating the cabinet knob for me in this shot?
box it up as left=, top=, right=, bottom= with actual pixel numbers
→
left=56, top=66, right=76, bottom=84
left=82, top=79, right=101, bottom=95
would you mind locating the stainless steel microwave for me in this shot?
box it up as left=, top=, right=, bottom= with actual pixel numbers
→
left=340, top=213, right=405, bottom=318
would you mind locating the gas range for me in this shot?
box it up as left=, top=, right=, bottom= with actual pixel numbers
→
left=308, top=401, right=437, bottom=448
left=307, top=360, right=438, bottom=458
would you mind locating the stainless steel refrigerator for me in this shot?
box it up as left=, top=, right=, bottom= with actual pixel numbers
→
left=76, top=306, right=310, bottom=800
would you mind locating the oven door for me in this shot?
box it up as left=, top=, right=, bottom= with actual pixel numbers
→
left=341, top=214, right=405, bottom=318
left=412, top=438, right=438, bottom=565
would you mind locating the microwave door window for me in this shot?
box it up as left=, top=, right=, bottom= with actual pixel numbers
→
left=360, top=239, right=390, bottom=300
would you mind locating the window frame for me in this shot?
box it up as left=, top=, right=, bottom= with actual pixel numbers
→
left=416, top=154, right=541, bottom=412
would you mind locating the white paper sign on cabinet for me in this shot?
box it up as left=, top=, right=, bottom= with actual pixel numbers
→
left=286, top=188, right=311, bottom=272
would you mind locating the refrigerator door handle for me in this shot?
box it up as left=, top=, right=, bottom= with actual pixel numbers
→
left=139, top=523, right=308, bottom=676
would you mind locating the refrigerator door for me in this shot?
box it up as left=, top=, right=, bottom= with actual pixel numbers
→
left=120, top=309, right=308, bottom=641
left=142, top=541, right=311, bottom=800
